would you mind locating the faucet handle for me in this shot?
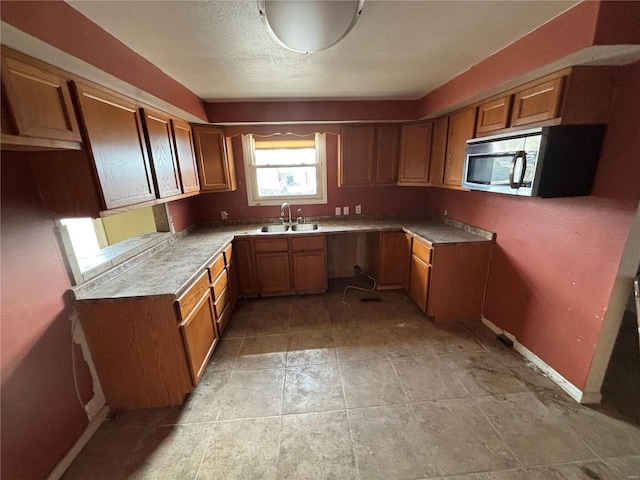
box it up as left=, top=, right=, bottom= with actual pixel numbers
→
left=296, top=208, right=305, bottom=224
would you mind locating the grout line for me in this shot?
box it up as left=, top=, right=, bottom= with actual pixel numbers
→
left=193, top=420, right=216, bottom=480
left=336, top=339, right=362, bottom=480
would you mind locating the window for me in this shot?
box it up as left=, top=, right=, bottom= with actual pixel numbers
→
left=242, top=133, right=327, bottom=206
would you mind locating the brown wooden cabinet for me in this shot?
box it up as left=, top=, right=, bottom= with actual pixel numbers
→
left=511, top=77, right=564, bottom=128
left=428, top=116, right=449, bottom=186
left=73, top=80, right=157, bottom=209
left=171, top=118, right=200, bottom=194
left=141, top=107, right=182, bottom=198
left=1, top=48, right=82, bottom=151
left=339, top=124, right=400, bottom=186
left=192, top=125, right=237, bottom=192
left=234, top=238, right=258, bottom=296
left=291, top=235, right=327, bottom=293
left=476, top=96, right=512, bottom=134
left=255, top=252, right=292, bottom=294
left=370, top=231, right=412, bottom=289
left=77, top=269, right=219, bottom=410
left=408, top=237, right=432, bottom=312
left=398, top=122, right=433, bottom=185
left=444, top=107, right=477, bottom=187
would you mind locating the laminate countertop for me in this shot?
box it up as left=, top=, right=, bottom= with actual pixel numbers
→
left=73, top=217, right=493, bottom=302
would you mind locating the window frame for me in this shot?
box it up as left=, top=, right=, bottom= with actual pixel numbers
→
left=242, top=133, right=328, bottom=206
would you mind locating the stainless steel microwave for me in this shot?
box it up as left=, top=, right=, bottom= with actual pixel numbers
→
left=462, top=125, right=606, bottom=197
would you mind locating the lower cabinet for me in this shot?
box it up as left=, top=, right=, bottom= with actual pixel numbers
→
left=407, top=236, right=492, bottom=323
left=234, top=238, right=258, bottom=296
left=370, top=231, right=412, bottom=289
left=256, top=252, right=292, bottom=294
left=77, top=269, right=217, bottom=410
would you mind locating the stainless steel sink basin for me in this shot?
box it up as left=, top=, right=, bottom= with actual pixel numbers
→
left=290, top=223, right=320, bottom=231
left=259, top=225, right=289, bottom=233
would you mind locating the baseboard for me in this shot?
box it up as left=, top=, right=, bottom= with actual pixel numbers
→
left=46, top=404, right=109, bottom=480
left=481, top=317, right=597, bottom=404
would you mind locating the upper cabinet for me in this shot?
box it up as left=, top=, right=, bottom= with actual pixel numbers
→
left=171, top=119, right=200, bottom=194
left=444, top=107, right=477, bottom=187
left=73, top=81, right=157, bottom=209
left=141, top=107, right=182, bottom=199
left=192, top=125, right=237, bottom=192
left=1, top=48, right=82, bottom=151
left=476, top=95, right=512, bottom=134
left=427, top=116, right=449, bottom=186
left=398, top=122, right=433, bottom=186
left=338, top=124, right=399, bottom=186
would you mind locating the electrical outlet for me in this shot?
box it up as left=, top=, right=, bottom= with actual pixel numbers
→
left=444, top=209, right=448, bottom=216
left=343, top=206, right=349, bottom=215
left=335, top=207, right=341, bottom=215
left=220, top=210, right=229, bottom=220
left=355, top=204, right=362, bottom=214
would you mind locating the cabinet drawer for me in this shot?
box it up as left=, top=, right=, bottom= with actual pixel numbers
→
left=177, top=270, right=210, bottom=319
left=291, top=235, right=325, bottom=252
left=412, top=239, right=432, bottom=264
left=216, top=301, right=232, bottom=335
left=214, top=286, right=229, bottom=318
left=223, top=243, right=233, bottom=265
left=254, top=238, right=288, bottom=252
left=207, top=253, right=225, bottom=284
left=212, top=269, right=228, bottom=300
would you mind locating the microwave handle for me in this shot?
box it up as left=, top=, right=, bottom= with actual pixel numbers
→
left=509, top=151, right=527, bottom=189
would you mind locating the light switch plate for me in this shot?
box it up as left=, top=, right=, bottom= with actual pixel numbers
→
left=355, top=205, right=362, bottom=214
left=343, top=206, right=349, bottom=215
left=335, top=207, right=341, bottom=215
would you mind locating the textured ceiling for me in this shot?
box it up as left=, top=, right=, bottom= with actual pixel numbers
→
left=67, top=0, right=578, bottom=102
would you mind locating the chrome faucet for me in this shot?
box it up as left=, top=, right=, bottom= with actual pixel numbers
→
left=296, top=208, right=306, bottom=224
left=280, top=202, right=292, bottom=224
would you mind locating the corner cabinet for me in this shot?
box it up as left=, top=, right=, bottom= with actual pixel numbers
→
left=192, top=125, right=237, bottom=192
left=398, top=122, right=433, bottom=186
left=444, top=107, right=477, bottom=188
left=1, top=47, right=82, bottom=151
left=370, top=231, right=412, bottom=289
left=72, top=80, right=157, bottom=209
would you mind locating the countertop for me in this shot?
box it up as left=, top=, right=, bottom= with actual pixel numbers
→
left=73, top=217, right=493, bottom=302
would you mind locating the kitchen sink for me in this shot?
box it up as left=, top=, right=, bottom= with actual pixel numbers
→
left=259, top=225, right=289, bottom=233
left=290, top=223, right=320, bottom=231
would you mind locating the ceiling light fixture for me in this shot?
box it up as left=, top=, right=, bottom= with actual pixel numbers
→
left=258, top=0, right=366, bottom=54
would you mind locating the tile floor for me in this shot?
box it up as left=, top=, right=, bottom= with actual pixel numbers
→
left=62, top=290, right=640, bottom=480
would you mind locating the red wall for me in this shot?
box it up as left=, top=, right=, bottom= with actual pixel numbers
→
left=424, top=62, right=640, bottom=389
left=189, top=134, right=430, bottom=222
left=1, top=154, right=95, bottom=479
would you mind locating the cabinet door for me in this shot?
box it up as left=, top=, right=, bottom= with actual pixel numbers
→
left=339, top=125, right=375, bottom=186
left=73, top=82, right=156, bottom=209
left=179, top=291, right=218, bottom=385
left=256, top=252, right=292, bottom=294
left=398, top=122, right=433, bottom=185
left=511, top=77, right=564, bottom=127
left=292, top=250, right=327, bottom=293
left=375, top=125, right=400, bottom=185
left=142, top=108, right=182, bottom=198
left=1, top=54, right=81, bottom=143
left=428, top=116, right=449, bottom=185
left=444, top=107, right=477, bottom=187
left=476, top=96, right=512, bottom=134
left=192, top=125, right=237, bottom=192
left=234, top=239, right=258, bottom=296
left=378, top=232, right=411, bottom=288
left=408, top=254, right=430, bottom=313
left=226, top=259, right=240, bottom=310
left=171, top=119, right=200, bottom=193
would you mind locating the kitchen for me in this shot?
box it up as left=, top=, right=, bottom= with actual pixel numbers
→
left=2, top=1, right=640, bottom=479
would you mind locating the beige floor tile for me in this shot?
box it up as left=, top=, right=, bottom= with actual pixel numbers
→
left=246, top=313, right=290, bottom=336
left=475, top=393, right=596, bottom=466
left=214, top=368, right=285, bottom=420
left=125, top=424, right=211, bottom=479
left=235, top=335, right=288, bottom=370
left=283, top=364, right=345, bottom=414
left=334, top=328, right=388, bottom=362
left=286, top=331, right=337, bottom=366
left=391, top=355, right=469, bottom=401
left=605, top=455, right=640, bottom=479
left=524, top=461, right=621, bottom=480
left=206, top=337, right=242, bottom=372
left=277, top=411, right=357, bottom=479
left=251, top=297, right=291, bottom=316
left=221, top=313, right=250, bottom=338
left=382, top=326, right=438, bottom=357
left=340, top=358, right=408, bottom=408
left=288, top=308, right=332, bottom=333
left=412, top=398, right=519, bottom=476
left=168, top=371, right=230, bottom=425
left=429, top=325, right=486, bottom=354
left=441, top=351, right=531, bottom=396
left=349, top=404, right=439, bottom=480
left=437, top=470, right=532, bottom=480
left=198, top=417, right=281, bottom=480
